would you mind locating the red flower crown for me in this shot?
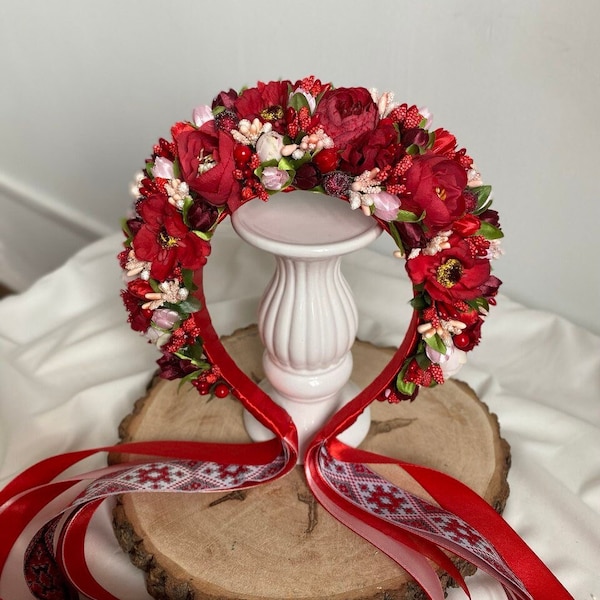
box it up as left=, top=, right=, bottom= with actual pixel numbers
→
left=120, top=76, right=502, bottom=402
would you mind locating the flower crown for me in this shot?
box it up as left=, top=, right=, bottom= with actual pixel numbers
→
left=120, top=76, right=502, bottom=403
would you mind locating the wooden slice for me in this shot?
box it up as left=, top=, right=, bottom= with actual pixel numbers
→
left=112, top=325, right=510, bottom=600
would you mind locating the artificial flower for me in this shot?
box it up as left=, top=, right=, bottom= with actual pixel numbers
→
left=313, top=87, right=379, bottom=149
left=133, top=195, right=211, bottom=281
left=261, top=166, right=289, bottom=191
left=192, top=105, right=214, bottom=127
left=403, top=155, right=468, bottom=232
left=151, top=156, right=175, bottom=180
left=371, top=191, right=401, bottom=221
left=339, top=119, right=403, bottom=175
left=174, top=121, right=241, bottom=209
left=255, top=130, right=285, bottom=163
left=406, top=238, right=492, bottom=303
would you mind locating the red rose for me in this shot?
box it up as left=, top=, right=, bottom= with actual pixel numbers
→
left=431, top=128, right=457, bottom=157
left=339, top=119, right=402, bottom=175
left=406, top=238, right=491, bottom=303
left=133, top=195, right=211, bottom=281
left=174, top=121, right=241, bottom=210
left=403, top=154, right=468, bottom=231
left=313, top=87, right=378, bottom=149
left=453, top=214, right=481, bottom=237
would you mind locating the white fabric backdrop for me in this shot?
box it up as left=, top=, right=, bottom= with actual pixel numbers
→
left=1, top=223, right=599, bottom=599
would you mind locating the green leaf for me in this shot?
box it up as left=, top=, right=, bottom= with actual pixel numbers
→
left=172, top=158, right=181, bottom=179
left=396, top=209, right=425, bottom=223
left=409, top=292, right=431, bottom=311
left=470, top=185, right=493, bottom=214
left=289, top=92, right=310, bottom=113
left=145, top=161, right=154, bottom=178
left=175, top=343, right=207, bottom=366
left=181, top=269, right=197, bottom=293
left=395, top=376, right=416, bottom=397
left=415, top=352, right=431, bottom=371
left=424, top=333, right=447, bottom=355
left=181, top=196, right=194, bottom=225
left=178, top=296, right=202, bottom=314
left=255, top=159, right=278, bottom=175
left=476, top=221, right=504, bottom=240
left=426, top=131, right=435, bottom=150
left=466, top=296, right=490, bottom=313
left=121, top=218, right=134, bottom=246
left=388, top=222, right=405, bottom=256
left=193, top=230, right=213, bottom=241
left=177, top=368, right=206, bottom=391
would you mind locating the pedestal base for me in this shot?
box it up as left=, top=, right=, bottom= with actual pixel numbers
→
left=113, top=326, right=510, bottom=600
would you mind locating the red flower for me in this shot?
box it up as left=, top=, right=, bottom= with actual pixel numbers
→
left=431, top=128, right=457, bottom=157
left=453, top=214, right=481, bottom=237
left=174, top=120, right=241, bottom=210
left=313, top=87, right=378, bottom=150
left=339, top=119, right=403, bottom=175
left=121, top=289, right=152, bottom=332
left=406, top=238, right=491, bottom=303
left=403, top=154, right=468, bottom=231
left=133, top=195, right=211, bottom=281
left=233, top=80, right=291, bottom=130
left=157, top=350, right=199, bottom=380
left=212, top=88, right=239, bottom=110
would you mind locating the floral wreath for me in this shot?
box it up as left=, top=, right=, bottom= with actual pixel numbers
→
left=120, top=75, right=502, bottom=404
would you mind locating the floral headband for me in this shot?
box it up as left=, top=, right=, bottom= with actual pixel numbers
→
left=120, top=75, right=502, bottom=403
left=1, top=78, right=574, bottom=600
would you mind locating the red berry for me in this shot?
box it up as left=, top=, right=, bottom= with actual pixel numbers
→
left=453, top=333, right=470, bottom=349
left=197, top=382, right=210, bottom=395
left=233, top=145, right=252, bottom=166
left=214, top=383, right=229, bottom=398
left=313, top=148, right=338, bottom=173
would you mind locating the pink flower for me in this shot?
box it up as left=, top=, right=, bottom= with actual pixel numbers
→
left=370, top=191, right=401, bottom=221
left=261, top=167, right=289, bottom=191
left=152, top=308, right=179, bottom=330
left=152, top=156, right=175, bottom=180
left=192, top=105, right=214, bottom=127
left=426, top=340, right=467, bottom=378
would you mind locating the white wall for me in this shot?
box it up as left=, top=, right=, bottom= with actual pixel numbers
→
left=1, top=0, right=599, bottom=333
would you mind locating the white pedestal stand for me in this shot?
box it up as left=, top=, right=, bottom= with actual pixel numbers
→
left=231, top=191, right=381, bottom=461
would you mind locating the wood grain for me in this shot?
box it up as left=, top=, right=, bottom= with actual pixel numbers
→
left=112, top=326, right=510, bottom=599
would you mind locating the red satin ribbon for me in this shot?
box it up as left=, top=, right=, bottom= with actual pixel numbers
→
left=0, top=266, right=575, bottom=600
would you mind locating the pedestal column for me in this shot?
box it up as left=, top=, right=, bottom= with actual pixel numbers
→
left=231, top=191, right=381, bottom=460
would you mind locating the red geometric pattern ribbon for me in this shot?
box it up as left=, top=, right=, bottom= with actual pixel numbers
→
left=317, top=447, right=529, bottom=599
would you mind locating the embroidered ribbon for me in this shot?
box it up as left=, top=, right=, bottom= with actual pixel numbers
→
left=0, top=276, right=574, bottom=600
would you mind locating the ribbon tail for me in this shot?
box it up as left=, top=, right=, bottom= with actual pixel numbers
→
left=23, top=516, right=79, bottom=600
left=305, top=456, right=448, bottom=600
left=399, top=459, right=575, bottom=600
left=56, top=500, right=119, bottom=600
left=322, top=441, right=574, bottom=600
left=1, top=444, right=295, bottom=596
